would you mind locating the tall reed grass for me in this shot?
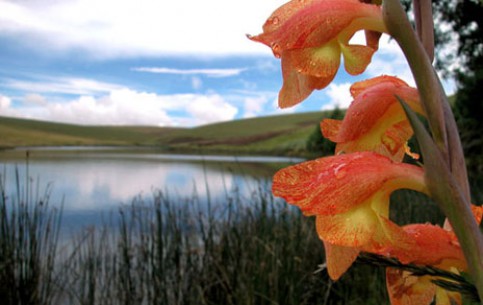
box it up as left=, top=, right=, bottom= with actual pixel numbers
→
left=2, top=170, right=480, bottom=305
left=0, top=168, right=62, bottom=305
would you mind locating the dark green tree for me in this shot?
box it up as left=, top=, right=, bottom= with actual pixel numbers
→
left=438, top=0, right=483, bottom=178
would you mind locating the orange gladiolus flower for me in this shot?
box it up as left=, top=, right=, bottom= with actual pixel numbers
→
left=321, top=75, right=425, bottom=161
left=385, top=224, right=467, bottom=305
left=248, top=0, right=386, bottom=108
left=272, top=152, right=427, bottom=257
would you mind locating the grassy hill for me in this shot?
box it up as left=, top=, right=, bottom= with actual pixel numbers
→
left=0, top=116, right=182, bottom=147
left=0, top=111, right=331, bottom=156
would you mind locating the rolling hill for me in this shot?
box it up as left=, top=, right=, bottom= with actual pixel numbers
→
left=0, top=111, right=332, bottom=156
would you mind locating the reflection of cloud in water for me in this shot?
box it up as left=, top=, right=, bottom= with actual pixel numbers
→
left=1, top=157, right=266, bottom=212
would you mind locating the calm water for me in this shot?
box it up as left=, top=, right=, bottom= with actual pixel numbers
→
left=0, top=147, right=303, bottom=233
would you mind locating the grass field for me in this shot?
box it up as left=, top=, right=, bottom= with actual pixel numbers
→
left=0, top=112, right=329, bottom=156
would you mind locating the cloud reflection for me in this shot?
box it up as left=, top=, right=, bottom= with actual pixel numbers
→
left=1, top=154, right=273, bottom=213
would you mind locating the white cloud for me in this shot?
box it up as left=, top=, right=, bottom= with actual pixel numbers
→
left=243, top=96, right=268, bottom=118
left=22, top=93, right=48, bottom=106
left=133, top=67, right=246, bottom=77
left=186, top=95, right=238, bottom=125
left=0, top=0, right=286, bottom=57
left=0, top=95, right=11, bottom=109
left=1, top=89, right=238, bottom=126
left=4, top=77, right=124, bottom=95
left=322, top=83, right=352, bottom=110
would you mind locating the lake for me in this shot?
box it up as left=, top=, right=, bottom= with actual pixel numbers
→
left=0, top=147, right=304, bottom=234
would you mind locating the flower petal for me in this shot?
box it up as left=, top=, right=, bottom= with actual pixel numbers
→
left=320, top=119, right=342, bottom=141
left=272, top=151, right=426, bottom=216
left=340, top=43, right=376, bottom=75
left=248, top=0, right=382, bottom=54
left=320, top=76, right=424, bottom=160
left=349, top=75, right=409, bottom=98
left=278, top=45, right=340, bottom=108
left=386, top=224, right=466, bottom=269
left=316, top=209, right=415, bottom=251
left=323, top=241, right=360, bottom=280
left=386, top=268, right=435, bottom=305
left=365, top=29, right=382, bottom=50
left=435, top=287, right=462, bottom=305
left=386, top=267, right=463, bottom=305
left=284, top=40, right=341, bottom=78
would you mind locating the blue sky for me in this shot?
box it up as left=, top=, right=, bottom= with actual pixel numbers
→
left=0, top=0, right=455, bottom=127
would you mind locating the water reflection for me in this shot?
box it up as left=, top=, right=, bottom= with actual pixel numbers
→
left=0, top=148, right=302, bottom=226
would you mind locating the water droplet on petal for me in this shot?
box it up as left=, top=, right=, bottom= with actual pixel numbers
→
left=333, top=163, right=347, bottom=179
left=270, top=43, right=282, bottom=58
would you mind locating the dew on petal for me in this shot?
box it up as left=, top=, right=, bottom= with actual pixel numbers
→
left=333, top=163, right=347, bottom=179
left=271, top=17, right=280, bottom=25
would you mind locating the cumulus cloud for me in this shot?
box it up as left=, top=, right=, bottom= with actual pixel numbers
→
left=0, top=95, right=11, bottom=108
left=243, top=96, right=268, bottom=118
left=321, top=83, right=352, bottom=110
left=0, top=0, right=286, bottom=57
left=0, top=89, right=238, bottom=126
left=186, top=95, right=238, bottom=125
left=22, top=93, right=48, bottom=106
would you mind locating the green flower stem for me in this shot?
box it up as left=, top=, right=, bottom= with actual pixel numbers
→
left=382, top=0, right=470, bottom=201
left=413, top=0, right=435, bottom=62
left=400, top=97, right=483, bottom=302
left=382, top=0, right=447, bottom=155
left=383, top=0, right=483, bottom=300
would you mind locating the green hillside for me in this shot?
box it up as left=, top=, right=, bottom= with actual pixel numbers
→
left=0, top=116, right=182, bottom=147
left=157, top=112, right=330, bottom=156
left=0, top=112, right=331, bottom=156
